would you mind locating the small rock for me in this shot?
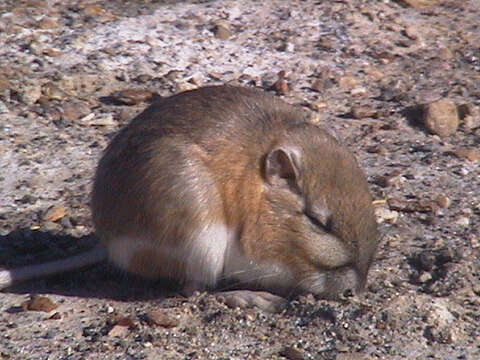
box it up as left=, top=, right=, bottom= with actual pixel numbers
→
left=434, top=194, right=451, bottom=209
left=374, top=206, right=399, bottom=224
left=62, top=102, right=91, bottom=122
left=21, top=295, right=58, bottom=312
left=350, top=87, right=367, bottom=96
left=277, top=41, right=295, bottom=52
left=79, top=113, right=95, bottom=124
left=279, top=346, right=304, bottom=360
left=213, top=22, right=232, bottom=40
left=403, top=25, right=419, bottom=40
left=459, top=105, right=480, bottom=131
left=366, top=145, right=386, bottom=154
left=352, top=105, right=376, bottom=119
left=310, top=99, right=327, bottom=112
left=42, top=83, right=66, bottom=100
left=395, top=0, right=439, bottom=8
left=438, top=47, right=454, bottom=60
left=470, top=234, right=479, bottom=249
left=473, top=284, right=480, bottom=295
left=43, top=221, right=61, bottom=232
left=42, top=48, right=62, bottom=57
left=364, top=67, right=384, bottom=81
left=387, top=197, right=438, bottom=214
left=269, top=71, right=289, bottom=95
left=43, top=205, right=67, bottom=222
left=338, top=75, right=358, bottom=89
left=372, top=175, right=390, bottom=188
left=188, top=74, right=203, bottom=87
left=423, top=99, right=459, bottom=137
left=0, top=100, right=9, bottom=114
left=37, top=17, right=59, bottom=29
left=145, top=310, right=180, bottom=328
left=336, top=354, right=372, bottom=360
left=374, top=51, right=396, bottom=64
left=311, top=78, right=327, bottom=92
left=89, top=113, right=115, bottom=126
left=83, top=4, right=115, bottom=22
left=208, top=71, right=223, bottom=80
left=108, top=325, right=129, bottom=338
left=48, top=312, right=61, bottom=320
left=110, top=89, right=157, bottom=105
left=176, top=82, right=197, bottom=93
left=417, top=271, right=433, bottom=283
left=454, top=148, right=480, bottom=162
left=423, top=299, right=461, bottom=344
left=455, top=216, right=470, bottom=227
left=22, top=85, right=42, bottom=105
left=0, top=74, right=12, bottom=92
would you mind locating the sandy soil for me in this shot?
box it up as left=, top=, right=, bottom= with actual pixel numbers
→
left=0, top=0, right=479, bottom=359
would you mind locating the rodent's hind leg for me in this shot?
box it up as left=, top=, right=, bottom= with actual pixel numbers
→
left=215, top=290, right=287, bottom=313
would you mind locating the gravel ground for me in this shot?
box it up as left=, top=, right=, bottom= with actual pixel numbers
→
left=0, top=0, right=479, bottom=359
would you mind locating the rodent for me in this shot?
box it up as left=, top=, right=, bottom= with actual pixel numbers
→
left=0, top=86, right=378, bottom=311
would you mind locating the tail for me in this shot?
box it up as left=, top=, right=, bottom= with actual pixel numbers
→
left=0, top=247, right=106, bottom=290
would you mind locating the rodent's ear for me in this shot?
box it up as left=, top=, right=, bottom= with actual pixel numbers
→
left=264, top=146, right=302, bottom=192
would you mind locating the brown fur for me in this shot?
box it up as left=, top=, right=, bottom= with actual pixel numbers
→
left=91, top=85, right=378, bottom=298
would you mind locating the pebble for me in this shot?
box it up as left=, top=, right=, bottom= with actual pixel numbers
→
left=0, top=100, right=9, bottom=114
left=213, top=21, right=232, bottom=40
left=434, top=194, right=451, bottom=209
left=417, top=271, right=433, bottom=283
left=336, top=354, right=372, bottom=360
left=145, top=310, right=180, bottom=328
left=437, top=47, right=454, bottom=60
left=90, top=113, right=115, bottom=126
left=374, top=206, right=399, bottom=224
left=423, top=98, right=459, bottom=137
left=62, top=102, right=91, bottom=122
left=352, top=105, right=376, bottom=119
left=269, top=71, right=289, bottom=95
left=455, top=216, right=470, bottom=227
left=108, top=325, right=129, bottom=338
left=21, top=295, right=58, bottom=312
left=311, top=78, right=328, bottom=92
left=279, top=346, right=305, bottom=360
left=176, top=81, right=197, bottom=93
left=42, top=82, right=66, bottom=100
left=397, top=0, right=440, bottom=8
left=350, top=87, right=367, bottom=96
left=403, top=25, right=419, bottom=40
left=387, top=197, right=438, bottom=214
left=0, top=74, right=12, bottom=92
left=338, top=75, right=358, bottom=89
left=43, top=205, right=67, bottom=222
left=310, top=99, right=327, bottom=112
left=469, top=234, right=479, bottom=249
left=454, top=148, right=480, bottom=162
left=37, top=17, right=59, bottom=29
left=423, top=299, right=461, bottom=344
left=79, top=113, right=95, bottom=124
left=22, top=85, right=42, bottom=105
left=364, top=67, right=384, bottom=81
left=83, top=4, right=115, bottom=22
left=110, top=89, right=157, bottom=105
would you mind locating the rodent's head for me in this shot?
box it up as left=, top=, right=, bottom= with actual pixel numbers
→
left=246, top=123, right=378, bottom=299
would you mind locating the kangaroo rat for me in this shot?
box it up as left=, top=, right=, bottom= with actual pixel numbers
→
left=1, top=86, right=378, bottom=311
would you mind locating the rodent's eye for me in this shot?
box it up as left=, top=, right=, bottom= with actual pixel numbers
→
left=305, top=211, right=332, bottom=232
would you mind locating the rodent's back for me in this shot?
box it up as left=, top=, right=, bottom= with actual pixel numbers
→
left=91, top=85, right=378, bottom=297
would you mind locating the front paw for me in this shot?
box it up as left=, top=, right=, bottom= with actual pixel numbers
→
left=215, top=290, right=287, bottom=313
